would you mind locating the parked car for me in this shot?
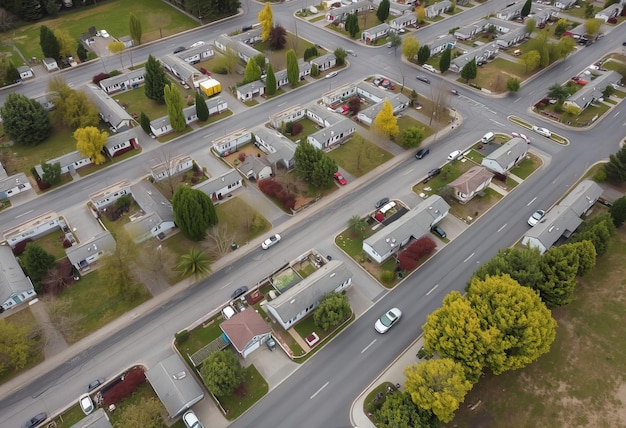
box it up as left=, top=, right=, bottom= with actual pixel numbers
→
left=373, top=77, right=383, bottom=86
left=447, top=150, right=462, bottom=161
left=231, top=286, right=249, bottom=299
left=375, top=197, right=390, bottom=209
left=99, top=30, right=110, bottom=38
left=261, top=234, right=281, bottom=250
left=416, top=75, right=431, bottom=84
left=532, top=126, right=552, bottom=138
left=79, top=393, right=94, bottom=415
left=423, top=168, right=441, bottom=183
left=431, top=225, right=447, bottom=238
left=87, top=378, right=105, bottom=392
left=422, top=64, right=437, bottom=73
left=173, top=46, right=186, bottom=54
left=451, top=89, right=459, bottom=95
left=325, top=71, right=338, bottom=79
left=415, top=147, right=430, bottom=159
left=571, top=76, right=588, bottom=85
left=199, top=67, right=210, bottom=75
left=190, top=41, right=205, bottom=48
left=528, top=209, right=546, bottom=226
left=334, top=172, right=347, bottom=185
left=346, top=49, right=357, bottom=57
left=183, top=410, right=203, bottom=428
left=511, top=132, right=531, bottom=143
left=375, top=307, right=402, bottom=333
left=23, top=412, right=47, bottom=428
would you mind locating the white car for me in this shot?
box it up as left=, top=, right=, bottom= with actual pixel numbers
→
left=99, top=30, right=110, bottom=38
left=375, top=307, right=402, bottom=333
left=528, top=209, right=546, bottom=226
left=190, top=41, right=205, bottom=48
left=511, top=132, right=531, bottom=143
left=261, top=234, right=281, bottom=250
left=532, top=126, right=552, bottom=138
left=325, top=71, right=338, bottom=79
left=447, top=150, right=462, bottom=161
left=182, top=410, right=203, bottom=428
left=79, top=393, right=94, bottom=415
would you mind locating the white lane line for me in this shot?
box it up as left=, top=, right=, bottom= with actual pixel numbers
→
left=220, top=282, right=232, bottom=289
left=278, top=102, right=286, bottom=107
left=310, top=381, right=329, bottom=399
left=463, top=252, right=475, bottom=263
left=15, top=209, right=33, bottom=218
left=403, top=168, right=415, bottom=176
left=361, top=339, right=377, bottom=354
left=527, top=197, right=537, bottom=206
left=614, top=111, right=621, bottom=118
left=204, top=132, right=214, bottom=138
left=426, top=284, right=439, bottom=296
left=489, top=119, right=505, bottom=127
left=497, top=223, right=507, bottom=233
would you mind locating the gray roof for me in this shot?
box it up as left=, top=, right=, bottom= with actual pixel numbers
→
left=175, top=44, right=214, bottom=61
left=239, top=155, right=271, bottom=177
left=82, top=84, right=133, bottom=128
left=35, top=150, right=89, bottom=177
left=566, top=70, right=622, bottom=108
left=363, top=23, right=390, bottom=35
left=484, top=137, right=527, bottom=169
left=559, top=179, right=603, bottom=217
left=391, top=14, right=417, bottom=25
left=306, top=103, right=342, bottom=126
left=159, top=54, right=200, bottom=81
left=104, top=128, right=140, bottom=151
left=0, top=245, right=33, bottom=304
left=194, top=169, right=242, bottom=196
left=69, top=408, right=112, bottom=428
left=364, top=195, right=450, bottom=256
left=130, top=181, right=174, bottom=223
left=98, top=67, right=145, bottom=88
left=308, top=118, right=355, bottom=143
left=523, top=205, right=582, bottom=251
left=145, top=354, right=204, bottom=418
left=310, top=53, right=336, bottom=67
left=65, top=231, right=116, bottom=267
left=451, top=42, right=499, bottom=70
left=0, top=172, right=29, bottom=194
left=268, top=260, right=351, bottom=322
left=238, top=80, right=265, bottom=94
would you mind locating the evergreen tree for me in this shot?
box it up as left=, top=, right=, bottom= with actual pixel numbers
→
left=521, top=0, right=532, bottom=17
left=538, top=245, right=579, bottom=307
left=265, top=63, right=277, bottom=95
left=40, top=25, right=61, bottom=61
left=195, top=93, right=209, bottom=121
left=417, top=44, right=430, bottom=65
left=0, top=93, right=51, bottom=146
left=460, top=58, right=477, bottom=82
left=144, top=55, right=168, bottom=103
left=345, top=13, right=360, bottom=38
left=22, top=244, right=55, bottom=282
left=41, top=162, right=61, bottom=185
left=77, top=42, right=88, bottom=62
left=129, top=12, right=142, bottom=45
left=286, top=49, right=299, bottom=86
left=6, top=62, right=20, bottom=83
left=172, top=186, right=218, bottom=241
left=244, top=58, right=262, bottom=83
left=140, top=112, right=152, bottom=134
left=21, top=0, right=42, bottom=21
left=439, top=47, right=451, bottom=73
left=164, top=84, right=186, bottom=132
left=376, top=0, right=390, bottom=22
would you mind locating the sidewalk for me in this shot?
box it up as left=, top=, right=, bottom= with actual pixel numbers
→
left=351, top=336, right=425, bottom=428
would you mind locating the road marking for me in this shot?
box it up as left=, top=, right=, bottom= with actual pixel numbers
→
left=463, top=252, right=475, bottom=263
left=527, top=197, right=537, bottom=206
left=497, top=223, right=507, bottom=233
left=278, top=102, right=286, bottom=107
left=403, top=168, right=415, bottom=175
left=614, top=111, right=621, bottom=118
left=16, top=209, right=33, bottom=218
left=204, top=132, right=214, bottom=138
left=489, top=119, right=505, bottom=127
left=220, top=282, right=232, bottom=289
left=310, top=381, right=329, bottom=399
left=361, top=339, right=377, bottom=354
left=426, top=284, right=439, bottom=296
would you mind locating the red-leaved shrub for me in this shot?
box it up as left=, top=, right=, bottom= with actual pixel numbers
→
left=102, top=368, right=146, bottom=406
left=92, top=73, right=110, bottom=85
left=398, top=253, right=418, bottom=271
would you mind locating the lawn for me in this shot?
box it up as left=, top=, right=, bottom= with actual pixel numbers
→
left=283, top=118, right=320, bottom=143
left=9, top=0, right=198, bottom=63
left=396, top=115, right=435, bottom=141
left=327, top=134, right=394, bottom=177
left=254, top=33, right=323, bottom=71
left=0, top=309, right=44, bottom=385
left=218, top=365, right=269, bottom=420
left=448, top=187, right=502, bottom=221
left=113, top=80, right=198, bottom=122
left=510, top=153, right=541, bottom=180
left=450, top=228, right=626, bottom=427
left=465, top=57, right=528, bottom=93
left=176, top=316, right=224, bottom=366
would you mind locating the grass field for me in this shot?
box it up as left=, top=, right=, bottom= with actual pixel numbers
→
left=450, top=228, right=626, bottom=427
left=0, top=309, right=44, bottom=385
left=328, top=134, right=393, bottom=177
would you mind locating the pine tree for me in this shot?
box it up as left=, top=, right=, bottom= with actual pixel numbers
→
left=164, top=84, right=186, bottom=132
left=376, top=0, right=390, bottom=22
left=265, top=63, right=277, bottom=95
left=244, top=58, right=262, bottom=83
left=144, top=55, right=168, bottom=103
left=460, top=58, right=477, bottom=82
left=129, top=12, right=142, bottom=45
left=40, top=25, right=61, bottom=61
left=195, top=93, right=209, bottom=121
left=140, top=112, right=152, bottom=134
left=0, top=93, right=50, bottom=146
left=286, top=49, right=299, bottom=87
left=417, top=44, right=430, bottom=65
left=521, top=0, right=532, bottom=17
left=439, top=47, right=451, bottom=73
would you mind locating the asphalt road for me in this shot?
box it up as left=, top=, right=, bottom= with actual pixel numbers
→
left=1, top=1, right=625, bottom=426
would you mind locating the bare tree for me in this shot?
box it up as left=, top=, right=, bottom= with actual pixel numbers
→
left=41, top=267, right=68, bottom=296
left=46, top=297, right=84, bottom=343
left=204, top=223, right=237, bottom=258
left=151, top=149, right=180, bottom=198
left=136, top=242, right=177, bottom=284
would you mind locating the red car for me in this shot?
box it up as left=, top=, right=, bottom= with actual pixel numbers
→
left=333, top=172, right=347, bottom=185
left=571, top=76, right=587, bottom=85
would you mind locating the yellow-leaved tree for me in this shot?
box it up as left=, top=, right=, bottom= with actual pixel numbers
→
left=258, top=2, right=273, bottom=42
left=402, top=35, right=420, bottom=62
left=75, top=126, right=108, bottom=165
left=373, top=99, right=399, bottom=137
left=415, top=5, right=425, bottom=23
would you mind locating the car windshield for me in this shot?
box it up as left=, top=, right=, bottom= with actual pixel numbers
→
left=380, top=312, right=395, bottom=327
left=533, top=211, right=543, bottom=220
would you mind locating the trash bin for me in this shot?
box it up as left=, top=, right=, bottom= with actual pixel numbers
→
left=231, top=242, right=238, bottom=250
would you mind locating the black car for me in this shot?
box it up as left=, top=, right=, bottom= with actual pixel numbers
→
left=375, top=197, right=390, bottom=209
left=231, top=286, right=248, bottom=300
left=87, top=378, right=105, bottom=392
left=415, top=148, right=430, bottom=159
left=432, top=225, right=447, bottom=239
left=423, top=168, right=441, bottom=184
left=23, top=412, right=47, bottom=428
left=173, top=46, right=186, bottom=54
left=416, top=75, right=431, bottom=84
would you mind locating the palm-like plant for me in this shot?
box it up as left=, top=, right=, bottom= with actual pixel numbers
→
left=177, top=248, right=212, bottom=280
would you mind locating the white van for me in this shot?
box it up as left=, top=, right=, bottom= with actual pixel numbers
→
left=480, top=132, right=495, bottom=143
left=423, top=64, right=436, bottom=73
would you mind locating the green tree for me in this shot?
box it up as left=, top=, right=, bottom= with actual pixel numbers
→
left=474, top=246, right=544, bottom=291
left=506, top=77, right=520, bottom=92
left=253, top=53, right=266, bottom=71
left=140, top=112, right=152, bottom=134
left=54, top=29, right=77, bottom=60
left=0, top=320, right=39, bottom=376
left=584, top=3, right=594, bottom=18
left=97, top=231, right=143, bottom=300
left=334, top=47, right=348, bottom=66
left=294, top=141, right=322, bottom=180
left=41, top=161, right=61, bottom=185
left=303, top=46, right=319, bottom=61
left=519, top=50, right=540, bottom=72
left=108, top=40, right=126, bottom=68
left=376, top=0, right=390, bottom=22
left=608, top=196, right=626, bottom=227
left=345, top=12, right=360, bottom=38
left=387, top=32, right=402, bottom=54
left=76, top=42, right=88, bottom=62
left=403, top=35, right=420, bottom=61
left=375, top=391, right=439, bottom=428
left=116, top=397, right=162, bottom=428
left=554, top=18, right=568, bottom=37
left=467, top=274, right=557, bottom=374
left=525, top=18, right=536, bottom=36
left=348, top=215, right=368, bottom=237
left=397, top=126, right=425, bottom=148
left=74, top=126, right=108, bottom=165
left=540, top=45, right=550, bottom=68
left=49, top=78, right=99, bottom=129
left=373, top=99, right=399, bottom=137
left=244, top=58, right=262, bottom=83
left=538, top=245, right=579, bottom=307
left=310, top=155, right=338, bottom=188
left=44, top=0, right=60, bottom=16
left=604, top=146, right=626, bottom=183
left=144, top=55, right=168, bottom=103
left=172, top=186, right=218, bottom=241
left=417, top=44, right=430, bottom=65
left=21, top=0, right=42, bottom=21
left=40, top=25, right=60, bottom=60
left=258, top=2, right=273, bottom=42
left=129, top=12, right=142, bottom=45
left=176, top=248, right=212, bottom=280
left=200, top=350, right=243, bottom=396
left=557, top=36, right=576, bottom=58
left=571, top=212, right=615, bottom=256
left=547, top=82, right=570, bottom=102
left=404, top=358, right=473, bottom=423
left=286, top=49, right=299, bottom=87
left=568, top=240, right=597, bottom=277
left=0, top=93, right=51, bottom=146
left=22, top=244, right=56, bottom=282
left=460, top=58, right=477, bottom=82
left=164, top=84, right=186, bottom=132
left=584, top=18, right=602, bottom=37
left=521, top=0, right=532, bottom=17
left=313, top=292, right=351, bottom=332
left=195, top=93, right=209, bottom=121
left=265, top=63, right=277, bottom=95
left=5, top=61, right=19, bottom=84
left=439, top=47, right=451, bottom=73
